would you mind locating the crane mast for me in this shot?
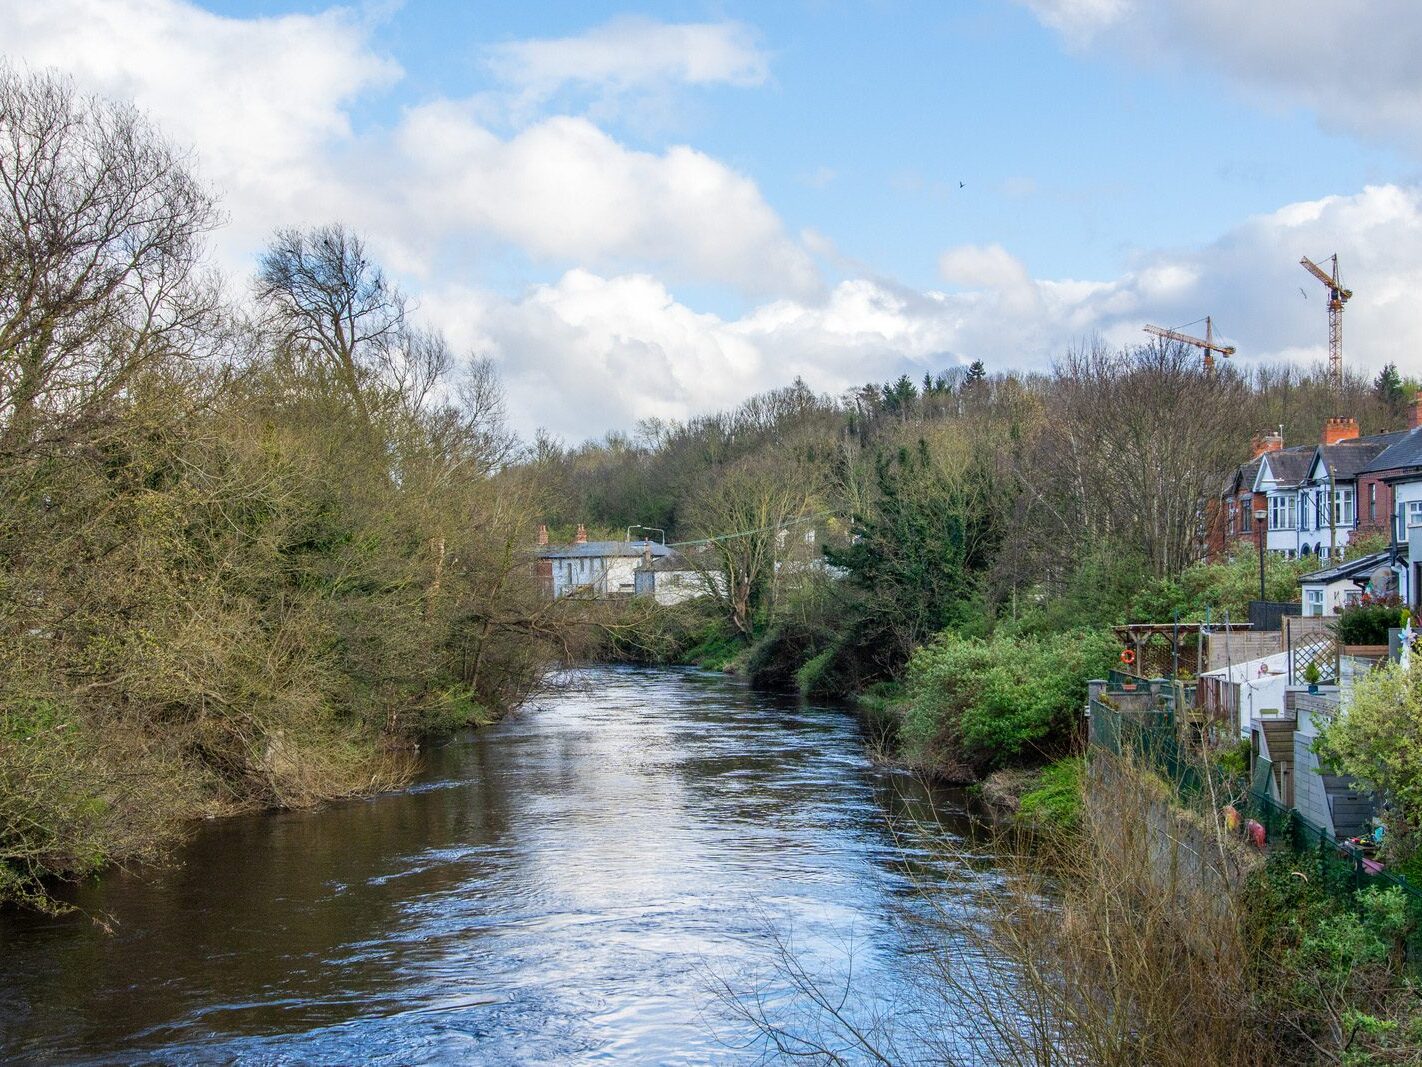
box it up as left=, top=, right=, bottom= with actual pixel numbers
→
left=1300, top=254, right=1352, bottom=389
left=1143, top=316, right=1236, bottom=373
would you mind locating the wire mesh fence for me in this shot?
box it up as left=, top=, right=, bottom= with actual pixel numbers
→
left=1088, top=697, right=1422, bottom=930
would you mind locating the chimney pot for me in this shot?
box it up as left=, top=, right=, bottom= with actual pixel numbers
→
left=575, top=523, right=588, bottom=544
left=1410, top=397, right=1422, bottom=431
left=537, top=524, right=549, bottom=546
left=1321, top=416, right=1360, bottom=446
left=1251, top=430, right=1284, bottom=458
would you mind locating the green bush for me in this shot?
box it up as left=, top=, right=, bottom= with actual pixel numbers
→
left=1335, top=598, right=1406, bottom=646
left=900, top=628, right=1118, bottom=772
left=1016, top=757, right=1084, bottom=832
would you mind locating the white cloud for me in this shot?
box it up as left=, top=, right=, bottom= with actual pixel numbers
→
left=1018, top=0, right=1128, bottom=46
left=486, top=17, right=768, bottom=100
left=0, top=0, right=813, bottom=298
left=1021, top=0, right=1422, bottom=154
left=392, top=104, right=820, bottom=297
left=421, top=184, right=1422, bottom=438
left=0, top=0, right=399, bottom=262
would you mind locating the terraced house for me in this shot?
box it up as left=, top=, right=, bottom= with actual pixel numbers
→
left=1212, top=399, right=1422, bottom=567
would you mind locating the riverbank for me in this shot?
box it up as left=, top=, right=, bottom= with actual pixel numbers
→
left=0, top=666, right=983, bottom=1063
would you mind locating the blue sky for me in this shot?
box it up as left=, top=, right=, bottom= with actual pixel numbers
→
left=6, top=1, right=1422, bottom=436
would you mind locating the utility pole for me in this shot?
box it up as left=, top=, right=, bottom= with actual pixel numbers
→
left=1254, top=508, right=1267, bottom=603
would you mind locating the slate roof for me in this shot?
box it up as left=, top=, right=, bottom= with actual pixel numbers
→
left=1257, top=446, right=1314, bottom=487
left=635, top=550, right=700, bottom=573
left=1364, top=427, right=1422, bottom=475
left=1316, top=431, right=1409, bottom=480
left=1224, top=456, right=1263, bottom=495
left=1298, top=548, right=1401, bottom=586
left=538, top=540, right=674, bottom=560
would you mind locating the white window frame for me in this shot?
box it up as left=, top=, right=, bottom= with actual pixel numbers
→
left=1269, top=494, right=1295, bottom=530
left=1408, top=501, right=1422, bottom=529
left=1333, top=487, right=1355, bottom=527
left=1305, top=588, right=1325, bottom=616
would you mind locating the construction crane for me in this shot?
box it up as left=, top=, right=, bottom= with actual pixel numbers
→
left=1143, top=316, right=1236, bottom=372
left=1299, top=254, right=1352, bottom=388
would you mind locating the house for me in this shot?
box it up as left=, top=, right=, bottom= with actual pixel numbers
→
left=633, top=549, right=720, bottom=605
left=1253, top=441, right=1314, bottom=558
left=1290, top=420, right=1407, bottom=560
left=1298, top=548, right=1401, bottom=617
left=536, top=524, right=674, bottom=598
left=1209, top=432, right=1277, bottom=560
left=1213, top=400, right=1422, bottom=564
left=1358, top=405, right=1422, bottom=608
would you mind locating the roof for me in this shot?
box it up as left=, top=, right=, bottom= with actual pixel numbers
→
left=1364, top=427, right=1422, bottom=475
left=539, top=540, right=674, bottom=560
left=1314, top=432, right=1409, bottom=480
left=1224, top=455, right=1263, bottom=496
left=1298, top=548, right=1397, bottom=586
left=1257, top=446, right=1314, bottom=487
left=635, top=550, right=701, bottom=573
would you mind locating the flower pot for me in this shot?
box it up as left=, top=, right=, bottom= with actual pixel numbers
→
left=1308, top=683, right=1319, bottom=694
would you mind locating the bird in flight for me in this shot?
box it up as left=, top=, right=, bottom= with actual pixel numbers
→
left=958, top=181, right=965, bottom=188
left=1298, top=287, right=1308, bottom=299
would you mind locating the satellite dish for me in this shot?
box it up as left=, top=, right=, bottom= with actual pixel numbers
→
left=1370, top=566, right=1398, bottom=594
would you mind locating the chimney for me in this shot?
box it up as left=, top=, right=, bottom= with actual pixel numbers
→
left=575, top=523, right=588, bottom=545
left=1321, top=417, right=1359, bottom=446
left=1411, top=397, right=1422, bottom=431
left=536, top=524, right=549, bottom=546
left=1250, top=430, right=1284, bottom=458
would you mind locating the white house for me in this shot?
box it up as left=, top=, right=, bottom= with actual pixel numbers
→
left=1253, top=444, right=1313, bottom=557
left=1298, top=549, right=1397, bottom=617
left=537, top=525, right=674, bottom=598
left=633, top=550, right=721, bottom=605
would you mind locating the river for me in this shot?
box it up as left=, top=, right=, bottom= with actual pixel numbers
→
left=0, top=666, right=1002, bottom=1064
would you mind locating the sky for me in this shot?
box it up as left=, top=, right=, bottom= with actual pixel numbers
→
left=4, top=0, right=1422, bottom=439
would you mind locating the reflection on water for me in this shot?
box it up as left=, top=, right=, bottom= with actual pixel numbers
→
left=0, top=666, right=999, bottom=1064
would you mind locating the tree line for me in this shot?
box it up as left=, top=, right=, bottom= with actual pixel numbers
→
left=0, top=67, right=590, bottom=910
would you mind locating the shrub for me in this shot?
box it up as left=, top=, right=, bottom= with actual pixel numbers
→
left=900, top=628, right=1118, bottom=773
left=1335, top=596, right=1406, bottom=646
left=1016, top=757, right=1084, bottom=832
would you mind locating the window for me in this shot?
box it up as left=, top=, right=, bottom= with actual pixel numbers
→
left=1269, top=494, right=1295, bottom=530
left=1299, top=491, right=1311, bottom=531
left=1227, top=501, right=1235, bottom=536
left=1369, top=482, right=1377, bottom=522
left=1333, top=487, right=1355, bottom=527
left=1305, top=588, right=1325, bottom=616
left=1408, top=501, right=1422, bottom=529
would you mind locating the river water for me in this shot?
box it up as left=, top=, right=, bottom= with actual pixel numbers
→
left=0, top=666, right=1001, bottom=1064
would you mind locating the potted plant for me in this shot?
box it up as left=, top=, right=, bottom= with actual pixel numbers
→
left=1303, top=661, right=1321, bottom=694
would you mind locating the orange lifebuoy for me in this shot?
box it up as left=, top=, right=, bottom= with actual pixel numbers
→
left=1120, top=648, right=1136, bottom=665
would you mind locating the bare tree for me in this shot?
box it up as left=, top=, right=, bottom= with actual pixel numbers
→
left=1015, top=340, right=1250, bottom=581
left=255, top=223, right=407, bottom=419
left=0, top=65, right=220, bottom=456
left=685, top=455, right=820, bottom=636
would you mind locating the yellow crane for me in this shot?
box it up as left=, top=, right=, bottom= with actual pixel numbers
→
left=1300, top=253, right=1352, bottom=388
left=1143, top=316, right=1236, bottom=373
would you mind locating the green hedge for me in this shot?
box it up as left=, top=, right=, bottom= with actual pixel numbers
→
left=901, top=629, right=1118, bottom=772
